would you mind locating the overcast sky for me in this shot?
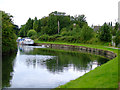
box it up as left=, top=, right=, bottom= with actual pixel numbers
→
left=0, top=0, right=119, bottom=27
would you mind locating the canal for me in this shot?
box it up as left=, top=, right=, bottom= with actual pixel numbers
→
left=2, top=45, right=109, bottom=88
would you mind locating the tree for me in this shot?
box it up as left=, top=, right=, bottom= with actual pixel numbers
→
left=41, top=16, right=48, bottom=27
left=98, top=23, right=111, bottom=42
left=72, top=15, right=87, bottom=28
left=24, top=18, right=33, bottom=36
left=47, top=14, right=58, bottom=35
left=114, top=22, right=119, bottom=31
left=19, top=18, right=33, bottom=37
left=2, top=11, right=17, bottom=54
left=47, top=11, right=71, bottom=35
left=19, top=25, right=26, bottom=37
left=80, top=24, right=93, bottom=41
left=33, top=17, right=38, bottom=31
left=114, top=30, right=120, bottom=46
left=37, top=19, right=41, bottom=32
left=27, top=29, right=37, bottom=37
left=33, top=17, right=41, bottom=33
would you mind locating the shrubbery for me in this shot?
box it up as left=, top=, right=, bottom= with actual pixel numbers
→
left=27, top=29, right=37, bottom=37
left=38, top=34, right=49, bottom=41
left=18, top=11, right=120, bottom=47
left=31, top=35, right=38, bottom=40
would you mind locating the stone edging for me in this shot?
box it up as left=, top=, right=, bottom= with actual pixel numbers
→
left=34, top=43, right=117, bottom=59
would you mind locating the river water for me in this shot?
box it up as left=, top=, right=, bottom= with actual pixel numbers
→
left=2, top=45, right=109, bottom=88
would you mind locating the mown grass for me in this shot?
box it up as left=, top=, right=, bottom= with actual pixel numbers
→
left=35, top=40, right=119, bottom=88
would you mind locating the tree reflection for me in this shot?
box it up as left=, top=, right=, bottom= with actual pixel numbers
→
left=25, top=48, right=109, bottom=74
left=2, top=52, right=17, bottom=88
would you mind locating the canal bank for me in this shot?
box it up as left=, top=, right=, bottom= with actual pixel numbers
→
left=34, top=41, right=119, bottom=88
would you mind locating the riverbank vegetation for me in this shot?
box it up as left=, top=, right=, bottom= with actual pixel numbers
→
left=19, top=11, right=120, bottom=47
left=2, top=11, right=19, bottom=54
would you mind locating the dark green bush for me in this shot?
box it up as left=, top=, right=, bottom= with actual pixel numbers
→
left=38, top=34, right=49, bottom=41
left=27, top=29, right=37, bottom=37
left=31, top=35, right=38, bottom=40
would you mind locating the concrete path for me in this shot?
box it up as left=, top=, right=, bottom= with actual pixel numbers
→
left=105, top=46, right=119, bottom=49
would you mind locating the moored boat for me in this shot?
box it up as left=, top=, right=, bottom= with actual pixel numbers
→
left=18, top=37, right=34, bottom=45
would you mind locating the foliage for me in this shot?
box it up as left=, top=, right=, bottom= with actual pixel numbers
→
left=41, top=26, right=53, bottom=35
left=13, top=24, right=20, bottom=36
left=38, top=34, right=49, bottom=41
left=19, top=25, right=26, bottom=37
left=114, top=30, right=120, bottom=46
left=33, top=17, right=41, bottom=32
left=30, top=35, right=38, bottom=40
left=98, top=23, right=111, bottom=42
left=18, top=11, right=115, bottom=45
left=79, top=24, right=94, bottom=41
left=47, top=13, right=58, bottom=35
left=19, top=18, right=33, bottom=37
left=72, top=15, right=87, bottom=28
left=19, top=11, right=87, bottom=37
left=111, top=22, right=119, bottom=36
left=2, top=11, right=17, bottom=54
left=27, top=29, right=37, bottom=37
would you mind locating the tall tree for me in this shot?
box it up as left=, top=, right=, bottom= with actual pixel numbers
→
left=19, top=25, right=26, bottom=37
left=33, top=17, right=41, bottom=33
left=33, top=17, right=38, bottom=31
left=37, top=19, right=41, bottom=32
left=98, top=23, right=111, bottom=42
left=19, top=18, right=33, bottom=37
left=73, top=15, right=87, bottom=28
left=41, top=16, right=48, bottom=27
left=47, top=13, right=58, bottom=35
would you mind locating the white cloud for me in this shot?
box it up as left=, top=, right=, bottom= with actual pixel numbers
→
left=0, top=0, right=119, bottom=27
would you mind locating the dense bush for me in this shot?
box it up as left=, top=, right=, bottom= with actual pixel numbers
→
left=80, top=24, right=93, bottom=41
left=48, top=34, right=61, bottom=41
left=27, top=29, right=37, bottom=37
left=56, top=36, right=73, bottom=42
left=38, top=34, right=49, bottom=41
left=31, top=35, right=38, bottom=40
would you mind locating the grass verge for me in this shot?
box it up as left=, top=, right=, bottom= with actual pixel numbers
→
left=35, top=40, right=119, bottom=88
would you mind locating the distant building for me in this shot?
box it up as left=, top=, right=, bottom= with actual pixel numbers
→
left=93, top=26, right=101, bottom=31
left=93, top=26, right=115, bottom=31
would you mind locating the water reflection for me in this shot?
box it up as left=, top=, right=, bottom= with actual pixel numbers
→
left=2, top=52, right=17, bottom=88
left=3, top=45, right=109, bottom=88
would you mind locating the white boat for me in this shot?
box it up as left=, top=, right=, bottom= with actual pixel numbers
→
left=18, top=38, right=34, bottom=45
left=16, top=37, right=22, bottom=42
left=24, top=38, right=34, bottom=45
